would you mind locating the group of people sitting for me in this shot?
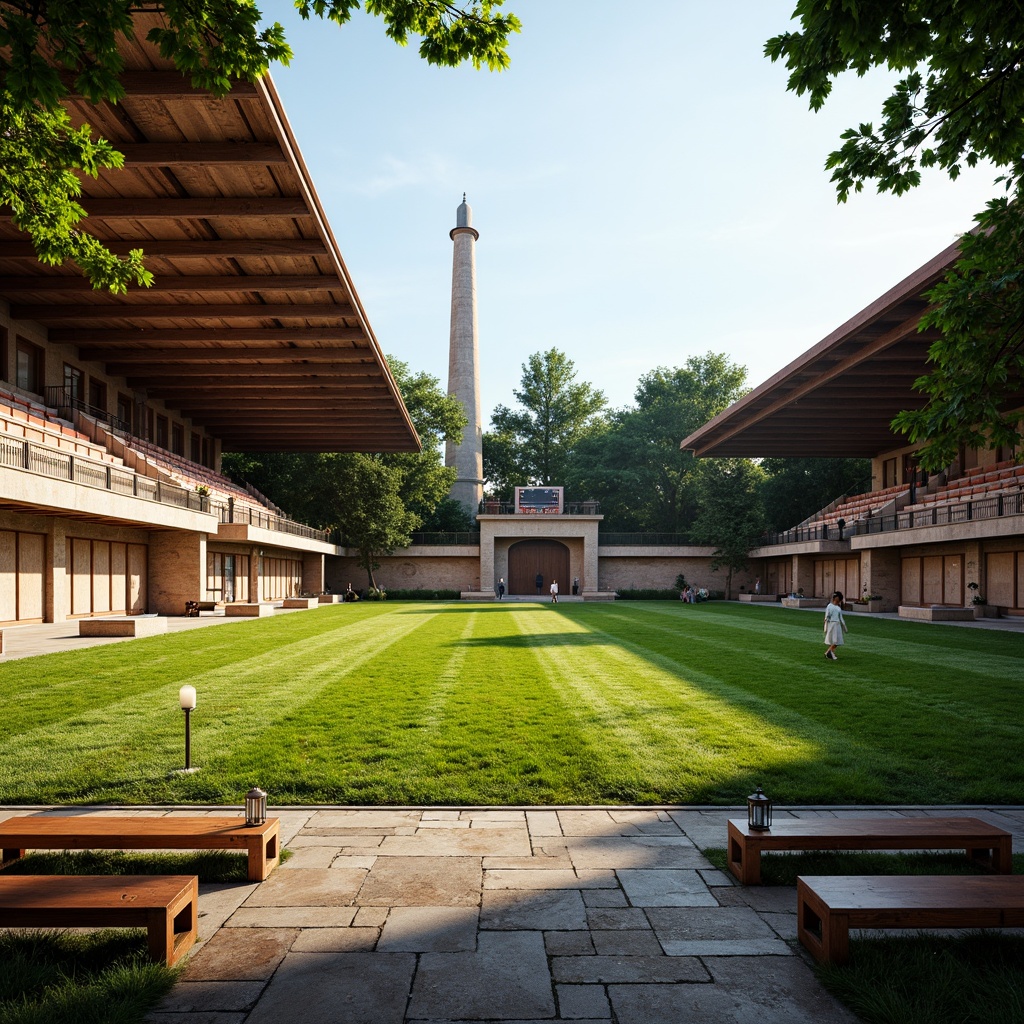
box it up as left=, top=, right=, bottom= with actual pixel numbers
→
left=680, top=585, right=708, bottom=603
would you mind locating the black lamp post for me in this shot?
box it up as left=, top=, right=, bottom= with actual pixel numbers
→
left=178, top=685, right=197, bottom=771
left=747, top=785, right=772, bottom=831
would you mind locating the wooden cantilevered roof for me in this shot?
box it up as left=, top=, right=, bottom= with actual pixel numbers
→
left=0, top=23, right=420, bottom=453
left=682, top=239, right=980, bottom=459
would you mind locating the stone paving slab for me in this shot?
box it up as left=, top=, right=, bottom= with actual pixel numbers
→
left=132, top=804, right=1020, bottom=1023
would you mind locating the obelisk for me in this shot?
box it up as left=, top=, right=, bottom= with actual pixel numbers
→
left=445, top=194, right=484, bottom=515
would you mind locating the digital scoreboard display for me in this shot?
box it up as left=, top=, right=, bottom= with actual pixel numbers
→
left=515, top=487, right=563, bottom=514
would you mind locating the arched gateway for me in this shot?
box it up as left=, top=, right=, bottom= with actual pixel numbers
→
left=508, top=539, right=570, bottom=596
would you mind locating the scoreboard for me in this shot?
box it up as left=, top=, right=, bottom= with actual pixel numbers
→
left=515, top=487, right=563, bottom=514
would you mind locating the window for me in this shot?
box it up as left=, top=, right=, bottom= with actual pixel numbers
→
left=63, top=363, right=84, bottom=402
left=882, top=457, right=897, bottom=489
left=88, top=378, right=107, bottom=412
left=0, top=327, right=8, bottom=383
left=171, top=422, right=184, bottom=456
left=156, top=415, right=168, bottom=450
left=191, top=432, right=201, bottom=463
left=16, top=338, right=44, bottom=394
left=117, top=393, right=133, bottom=433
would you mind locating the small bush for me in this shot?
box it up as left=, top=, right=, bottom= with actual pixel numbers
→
left=377, top=589, right=462, bottom=601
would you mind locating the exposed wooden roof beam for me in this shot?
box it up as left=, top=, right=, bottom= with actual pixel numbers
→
left=0, top=239, right=328, bottom=258
left=115, top=143, right=286, bottom=166
left=0, top=274, right=333, bottom=293
left=56, top=328, right=367, bottom=345
left=62, top=72, right=260, bottom=98
left=0, top=198, right=312, bottom=221
left=12, top=302, right=355, bottom=321
left=81, top=346, right=379, bottom=364
left=123, top=364, right=391, bottom=378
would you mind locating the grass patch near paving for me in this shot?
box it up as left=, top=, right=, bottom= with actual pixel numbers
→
left=0, top=601, right=1021, bottom=805
left=816, top=932, right=1024, bottom=1024
left=0, top=928, right=179, bottom=1024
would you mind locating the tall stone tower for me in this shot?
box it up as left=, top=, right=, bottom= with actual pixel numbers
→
left=445, top=194, right=484, bottom=515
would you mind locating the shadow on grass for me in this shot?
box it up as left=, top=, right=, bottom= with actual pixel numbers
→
left=0, top=928, right=180, bottom=1024
left=0, top=850, right=253, bottom=883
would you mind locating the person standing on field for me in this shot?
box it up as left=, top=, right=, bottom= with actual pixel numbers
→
left=497, top=577, right=505, bottom=600
left=535, top=572, right=543, bottom=596
left=823, top=591, right=847, bottom=660
left=550, top=579, right=559, bottom=603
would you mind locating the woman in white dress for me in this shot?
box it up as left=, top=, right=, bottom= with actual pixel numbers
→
left=823, top=591, right=847, bottom=660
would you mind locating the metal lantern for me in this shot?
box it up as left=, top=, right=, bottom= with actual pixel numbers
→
left=747, top=785, right=772, bottom=831
left=245, top=786, right=267, bottom=827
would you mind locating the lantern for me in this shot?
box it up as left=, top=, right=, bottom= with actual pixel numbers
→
left=245, top=786, right=267, bottom=827
left=747, top=785, right=772, bottom=831
left=178, top=686, right=197, bottom=771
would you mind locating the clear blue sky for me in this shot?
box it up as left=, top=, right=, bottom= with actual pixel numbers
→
left=269, top=2, right=998, bottom=426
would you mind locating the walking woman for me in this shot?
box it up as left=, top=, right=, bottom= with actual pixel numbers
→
left=823, top=591, right=847, bottom=661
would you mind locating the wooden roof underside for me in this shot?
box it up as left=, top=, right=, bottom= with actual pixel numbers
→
left=680, top=240, right=1019, bottom=459
left=0, top=24, right=420, bottom=453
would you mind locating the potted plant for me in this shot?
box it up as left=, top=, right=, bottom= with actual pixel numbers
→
left=967, top=582, right=996, bottom=618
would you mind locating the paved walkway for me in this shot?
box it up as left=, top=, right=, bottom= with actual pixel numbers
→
left=4, top=804, right=1021, bottom=1023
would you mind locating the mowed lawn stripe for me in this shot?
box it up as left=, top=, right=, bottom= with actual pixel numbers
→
left=571, top=603, right=1024, bottom=801
left=524, top=607, right=891, bottom=803
left=0, top=607, right=434, bottom=802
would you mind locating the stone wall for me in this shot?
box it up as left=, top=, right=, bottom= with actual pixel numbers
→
left=596, top=555, right=749, bottom=595
left=327, top=552, right=480, bottom=594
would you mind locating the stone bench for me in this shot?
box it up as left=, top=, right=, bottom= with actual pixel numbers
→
left=224, top=603, right=275, bottom=617
left=797, top=874, right=1024, bottom=964
left=0, top=874, right=198, bottom=967
left=898, top=605, right=975, bottom=621
left=739, top=594, right=777, bottom=602
left=727, top=816, right=1011, bottom=885
left=281, top=597, right=319, bottom=609
left=0, top=815, right=280, bottom=882
left=79, top=616, right=168, bottom=637
left=318, top=594, right=343, bottom=603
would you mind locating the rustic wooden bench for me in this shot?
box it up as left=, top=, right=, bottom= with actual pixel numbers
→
left=797, top=874, right=1024, bottom=964
left=0, top=874, right=198, bottom=967
left=727, top=816, right=1012, bottom=885
left=0, top=816, right=280, bottom=882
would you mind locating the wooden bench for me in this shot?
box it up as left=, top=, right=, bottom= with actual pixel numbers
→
left=0, top=816, right=280, bottom=882
left=797, top=874, right=1024, bottom=964
left=727, top=816, right=1012, bottom=885
left=0, top=874, right=198, bottom=967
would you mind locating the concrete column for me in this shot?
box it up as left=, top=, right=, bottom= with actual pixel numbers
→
left=445, top=197, right=484, bottom=517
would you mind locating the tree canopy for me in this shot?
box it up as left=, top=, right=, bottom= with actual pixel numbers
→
left=1, top=0, right=519, bottom=291
left=483, top=348, right=608, bottom=496
left=766, top=2, right=1024, bottom=469
left=568, top=354, right=749, bottom=534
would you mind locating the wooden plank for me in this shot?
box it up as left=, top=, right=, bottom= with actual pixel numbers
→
left=13, top=303, right=354, bottom=321
left=116, top=143, right=286, bottom=166
left=53, top=329, right=366, bottom=345
left=0, top=816, right=280, bottom=882
left=797, top=875, right=1024, bottom=964
left=0, top=274, right=331, bottom=293
left=0, top=875, right=198, bottom=967
left=727, top=817, right=1012, bottom=885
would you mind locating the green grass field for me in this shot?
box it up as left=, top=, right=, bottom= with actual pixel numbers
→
left=1, top=601, right=1021, bottom=805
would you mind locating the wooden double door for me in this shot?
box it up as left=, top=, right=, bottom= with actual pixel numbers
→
left=508, top=540, right=570, bottom=596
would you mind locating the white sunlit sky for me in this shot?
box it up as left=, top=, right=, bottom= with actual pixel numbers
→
left=268, top=2, right=999, bottom=426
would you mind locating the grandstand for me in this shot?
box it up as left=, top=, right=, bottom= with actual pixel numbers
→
left=683, top=240, right=1024, bottom=617
left=0, top=24, right=418, bottom=625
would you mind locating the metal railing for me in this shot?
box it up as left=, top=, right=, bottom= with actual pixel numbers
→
left=220, top=498, right=329, bottom=542
left=1, top=434, right=211, bottom=513
left=479, top=501, right=601, bottom=515
left=760, top=490, right=1024, bottom=546
left=408, top=531, right=482, bottom=546
left=45, top=386, right=130, bottom=435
